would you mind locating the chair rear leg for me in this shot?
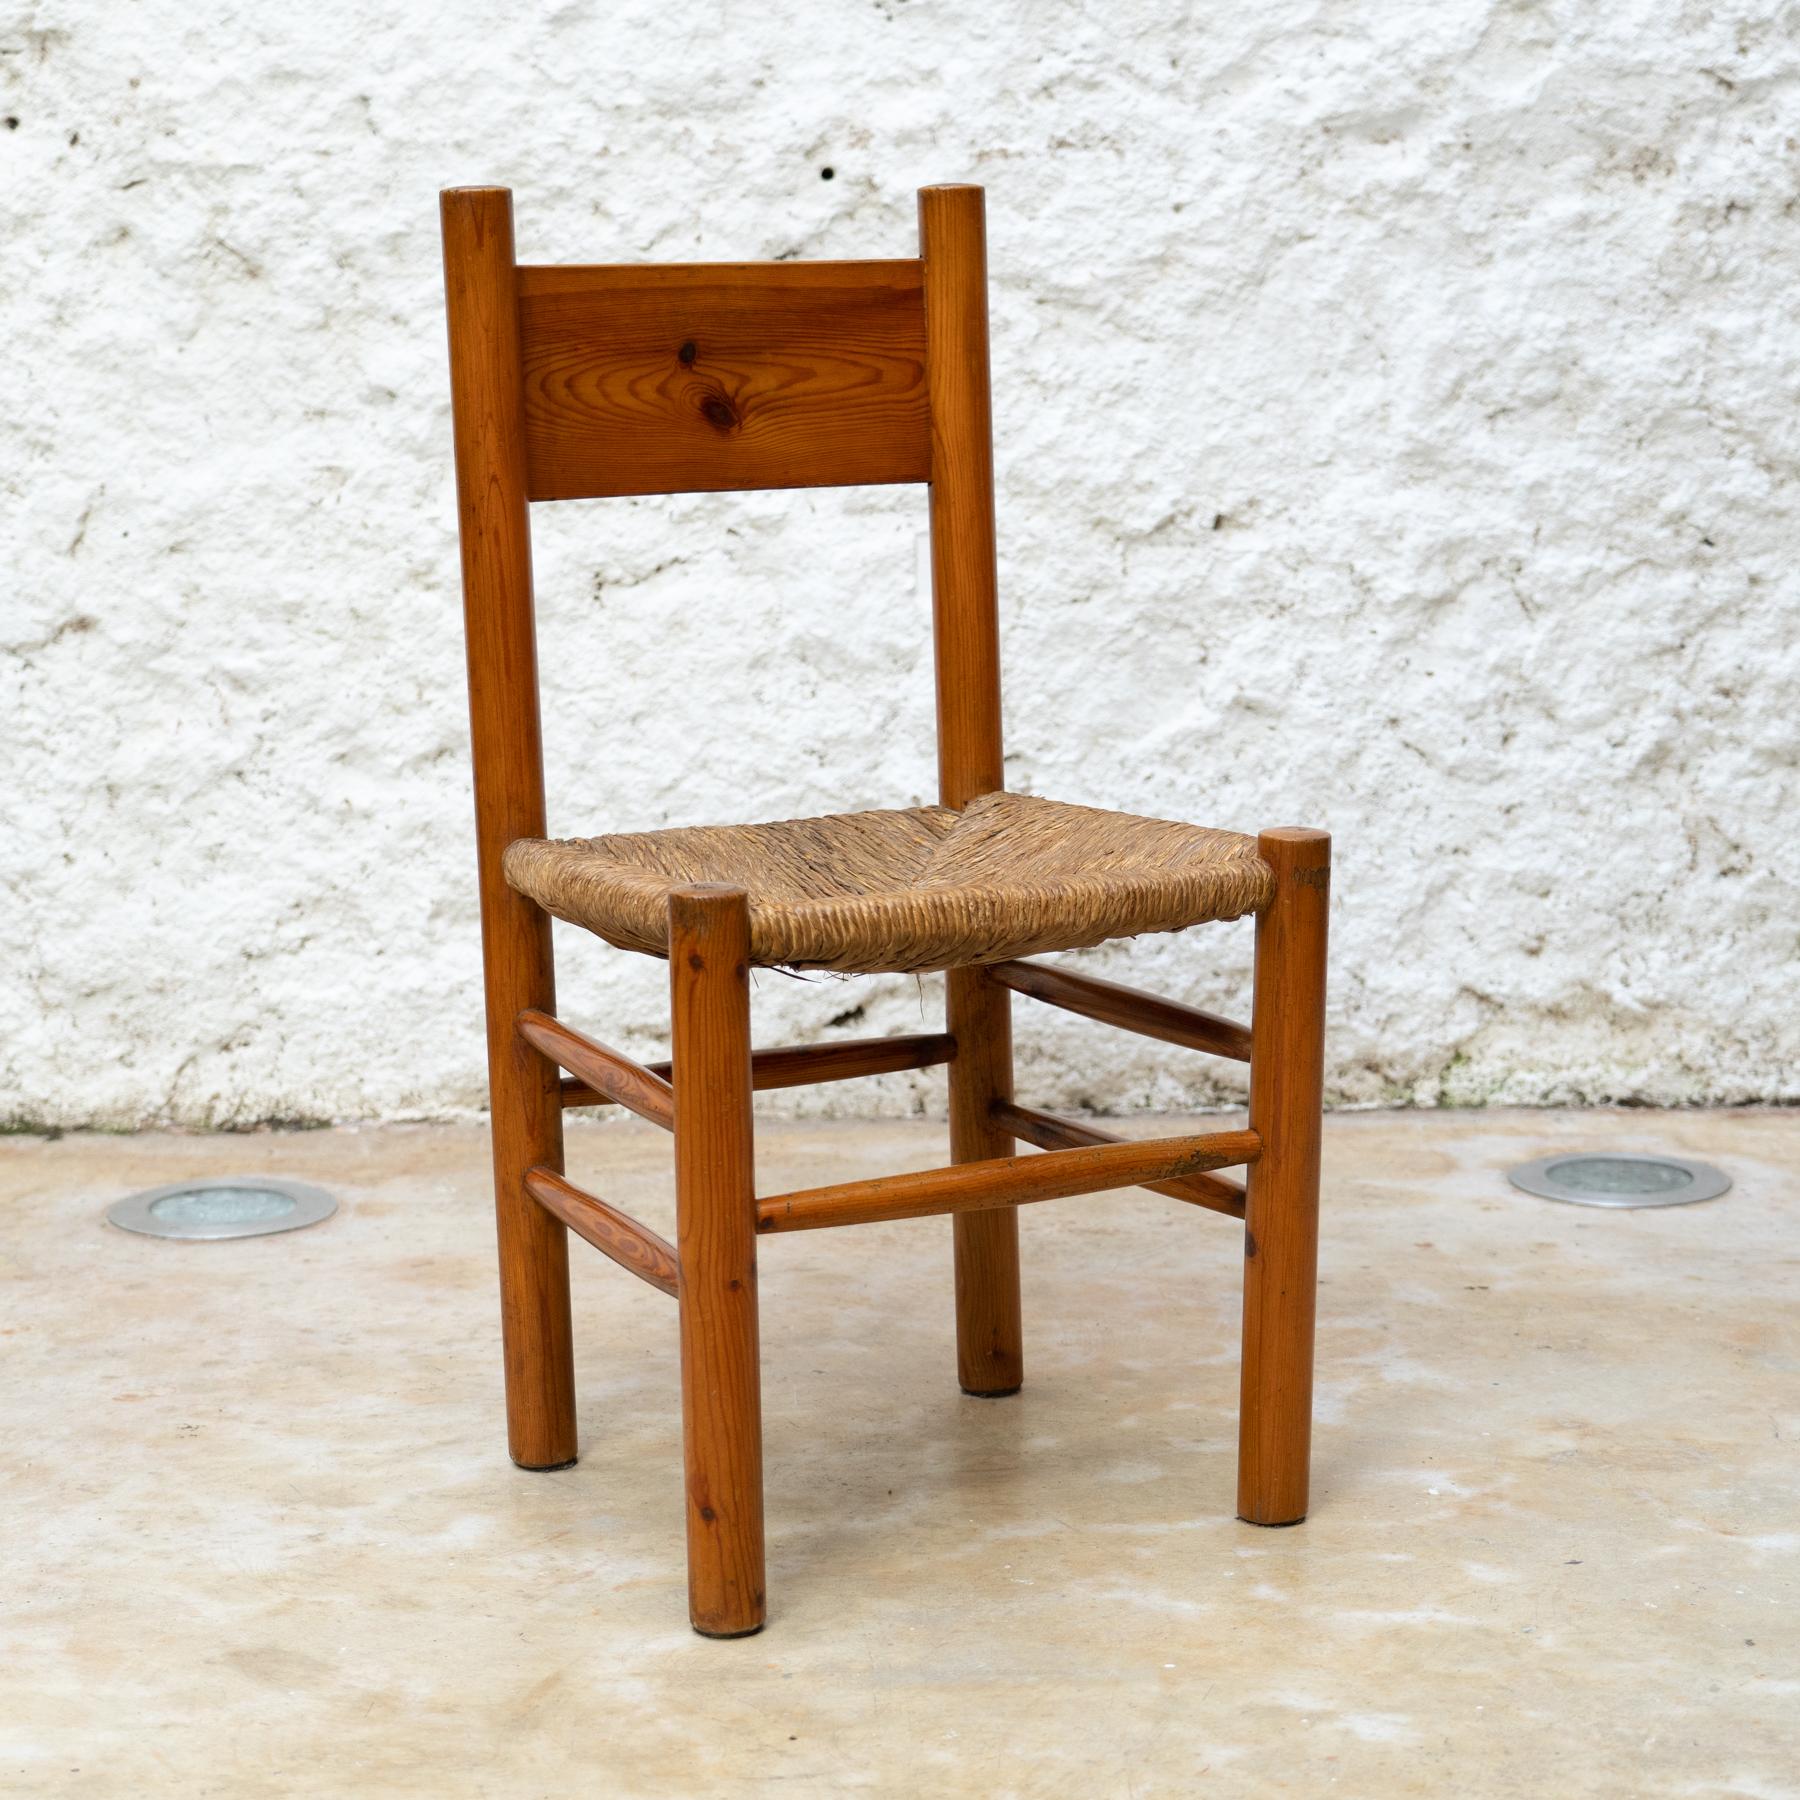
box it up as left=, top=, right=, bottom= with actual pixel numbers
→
left=948, top=966, right=1024, bottom=1396
left=670, top=886, right=766, bottom=1637
left=486, top=903, right=579, bottom=1471
left=1238, top=827, right=1330, bottom=1525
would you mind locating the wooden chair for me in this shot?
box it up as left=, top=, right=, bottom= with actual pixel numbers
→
left=439, top=182, right=1330, bottom=1638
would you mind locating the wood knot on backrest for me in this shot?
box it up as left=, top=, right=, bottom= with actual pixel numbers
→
left=698, top=390, right=740, bottom=434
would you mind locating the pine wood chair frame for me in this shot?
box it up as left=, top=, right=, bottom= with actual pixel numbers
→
left=440, top=182, right=1330, bottom=1638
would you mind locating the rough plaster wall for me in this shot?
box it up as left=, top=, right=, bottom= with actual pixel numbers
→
left=4, top=0, right=1797, bottom=1129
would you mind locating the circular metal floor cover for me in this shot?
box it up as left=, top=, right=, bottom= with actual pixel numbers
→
left=105, top=1176, right=337, bottom=1241
left=1507, top=1152, right=1729, bottom=1209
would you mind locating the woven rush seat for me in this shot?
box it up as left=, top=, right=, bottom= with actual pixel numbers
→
left=503, top=790, right=1275, bottom=975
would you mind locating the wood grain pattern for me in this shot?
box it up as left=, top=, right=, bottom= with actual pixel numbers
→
left=921, top=186, right=1022, bottom=1399
left=517, top=1008, right=675, bottom=1131
left=919, top=186, right=1004, bottom=811
left=946, top=967, right=1022, bottom=1394
left=992, top=1100, right=1248, bottom=1219
left=757, top=1127, right=1260, bottom=1234
left=724, top=1029, right=956, bottom=1093
left=670, top=886, right=765, bottom=1638
left=1238, top=828, right=1330, bottom=1527
left=516, top=261, right=929, bottom=500
left=557, top=1031, right=956, bottom=1109
left=441, top=187, right=577, bottom=1472
left=523, top=1165, right=680, bottom=1298
left=988, top=959, right=1254, bottom=1062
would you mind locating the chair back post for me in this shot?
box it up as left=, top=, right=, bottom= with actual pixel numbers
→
left=918, top=185, right=1005, bottom=808
left=441, top=185, right=576, bottom=1467
left=441, top=186, right=559, bottom=1038
left=919, top=186, right=1022, bottom=1397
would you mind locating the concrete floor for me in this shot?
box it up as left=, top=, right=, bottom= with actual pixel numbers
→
left=3, top=1108, right=1796, bottom=1798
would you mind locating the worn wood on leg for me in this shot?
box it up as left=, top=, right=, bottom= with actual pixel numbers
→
left=948, top=967, right=1023, bottom=1395
left=441, top=186, right=576, bottom=1471
left=671, top=885, right=766, bottom=1637
left=1238, top=827, right=1330, bottom=1525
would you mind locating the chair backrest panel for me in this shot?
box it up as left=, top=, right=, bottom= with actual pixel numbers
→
left=516, top=260, right=931, bottom=500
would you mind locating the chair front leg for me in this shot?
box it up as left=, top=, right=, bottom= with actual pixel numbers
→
left=1238, top=827, right=1330, bottom=1524
left=670, top=885, right=766, bottom=1637
left=947, top=966, right=1023, bottom=1396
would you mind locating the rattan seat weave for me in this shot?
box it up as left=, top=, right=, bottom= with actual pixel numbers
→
left=503, top=791, right=1275, bottom=975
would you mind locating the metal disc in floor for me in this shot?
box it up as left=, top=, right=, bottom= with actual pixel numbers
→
left=1507, top=1152, right=1729, bottom=1209
left=105, top=1176, right=338, bottom=1240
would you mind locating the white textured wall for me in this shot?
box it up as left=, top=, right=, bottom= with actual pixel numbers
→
left=4, top=1, right=1797, bottom=1129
